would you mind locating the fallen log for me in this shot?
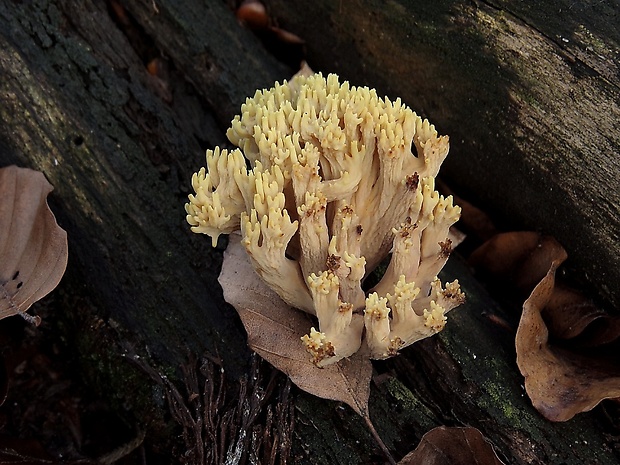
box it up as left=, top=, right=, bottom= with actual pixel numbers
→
left=264, top=0, right=620, bottom=311
left=0, top=1, right=617, bottom=463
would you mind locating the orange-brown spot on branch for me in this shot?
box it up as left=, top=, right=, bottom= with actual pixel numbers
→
left=341, top=205, right=354, bottom=216
left=398, top=219, right=417, bottom=238
left=306, top=339, right=336, bottom=367
left=356, top=224, right=363, bottom=235
left=387, top=337, right=404, bottom=356
left=444, top=289, right=465, bottom=305
left=326, top=254, right=341, bottom=272
left=439, top=238, right=453, bottom=258
left=303, top=202, right=325, bottom=218
left=368, top=308, right=384, bottom=321
left=339, top=302, right=353, bottom=314
left=405, top=173, right=419, bottom=191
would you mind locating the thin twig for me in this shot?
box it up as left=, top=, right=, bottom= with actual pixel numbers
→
left=362, top=413, right=396, bottom=465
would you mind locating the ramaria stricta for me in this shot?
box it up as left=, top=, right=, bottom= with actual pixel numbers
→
left=186, top=73, right=465, bottom=366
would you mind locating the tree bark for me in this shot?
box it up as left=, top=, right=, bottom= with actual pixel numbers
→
left=0, top=1, right=618, bottom=464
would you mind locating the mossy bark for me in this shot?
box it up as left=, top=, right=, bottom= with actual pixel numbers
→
left=0, top=0, right=618, bottom=464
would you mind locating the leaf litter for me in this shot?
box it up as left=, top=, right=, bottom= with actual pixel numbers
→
left=470, top=231, right=620, bottom=421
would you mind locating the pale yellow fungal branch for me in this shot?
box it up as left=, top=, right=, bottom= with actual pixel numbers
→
left=186, top=72, right=465, bottom=366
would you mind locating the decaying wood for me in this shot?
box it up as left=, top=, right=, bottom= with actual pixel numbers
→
left=0, top=0, right=618, bottom=464
left=265, top=0, right=620, bottom=311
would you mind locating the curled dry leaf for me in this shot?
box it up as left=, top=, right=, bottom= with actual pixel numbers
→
left=219, top=233, right=372, bottom=417
left=543, top=284, right=620, bottom=346
left=0, top=166, right=68, bottom=325
left=398, top=426, right=505, bottom=465
left=516, top=259, right=620, bottom=422
left=471, top=231, right=620, bottom=421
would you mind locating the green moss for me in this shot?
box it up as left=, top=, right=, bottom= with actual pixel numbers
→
left=481, top=380, right=519, bottom=423
left=382, top=377, right=435, bottom=423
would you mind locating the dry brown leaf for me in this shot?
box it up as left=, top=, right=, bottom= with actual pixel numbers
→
left=544, top=285, right=620, bottom=346
left=219, top=232, right=372, bottom=417
left=398, top=426, right=505, bottom=465
left=0, top=166, right=68, bottom=325
left=516, top=260, right=620, bottom=421
left=471, top=231, right=620, bottom=421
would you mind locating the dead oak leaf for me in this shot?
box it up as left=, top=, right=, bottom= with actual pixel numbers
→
left=470, top=232, right=620, bottom=421
left=471, top=231, right=620, bottom=421
left=516, top=259, right=620, bottom=422
left=398, top=426, right=505, bottom=465
left=544, top=284, right=620, bottom=346
left=219, top=232, right=372, bottom=417
left=0, top=166, right=68, bottom=325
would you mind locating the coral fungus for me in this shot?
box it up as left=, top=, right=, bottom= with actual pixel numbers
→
left=186, top=73, right=464, bottom=366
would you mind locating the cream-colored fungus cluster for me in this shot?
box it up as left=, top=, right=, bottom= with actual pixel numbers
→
left=186, top=73, right=464, bottom=366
